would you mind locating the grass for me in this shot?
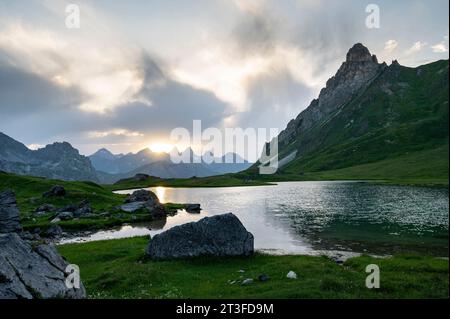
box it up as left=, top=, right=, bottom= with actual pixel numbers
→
left=0, top=172, right=187, bottom=232
left=58, top=236, right=449, bottom=299
left=275, top=145, right=449, bottom=187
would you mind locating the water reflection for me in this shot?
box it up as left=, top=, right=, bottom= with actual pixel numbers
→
left=79, top=182, right=449, bottom=255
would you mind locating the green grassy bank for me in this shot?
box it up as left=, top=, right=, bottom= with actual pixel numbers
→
left=0, top=172, right=185, bottom=231
left=58, top=236, right=449, bottom=299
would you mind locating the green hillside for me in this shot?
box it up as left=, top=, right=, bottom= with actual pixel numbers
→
left=242, top=60, right=449, bottom=185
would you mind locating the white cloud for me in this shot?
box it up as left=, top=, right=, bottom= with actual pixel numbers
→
left=384, top=40, right=398, bottom=53
left=87, top=129, right=144, bottom=138
left=27, top=144, right=44, bottom=150
left=406, top=41, right=428, bottom=55
left=432, top=42, right=448, bottom=53
left=432, top=35, right=449, bottom=53
left=0, top=22, right=144, bottom=114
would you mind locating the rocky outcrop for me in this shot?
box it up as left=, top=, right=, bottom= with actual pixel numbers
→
left=0, top=233, right=86, bottom=299
left=277, top=43, right=387, bottom=148
left=147, top=213, right=254, bottom=260
left=0, top=190, right=86, bottom=299
left=43, top=185, right=66, bottom=197
left=0, top=190, right=22, bottom=233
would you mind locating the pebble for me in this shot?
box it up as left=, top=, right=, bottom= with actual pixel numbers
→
left=242, top=278, right=253, bottom=285
left=286, top=271, right=297, bottom=279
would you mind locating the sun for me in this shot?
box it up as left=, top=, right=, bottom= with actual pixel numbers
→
left=148, top=143, right=173, bottom=153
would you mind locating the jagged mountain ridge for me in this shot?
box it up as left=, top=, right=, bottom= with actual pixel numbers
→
left=254, top=43, right=448, bottom=177
left=0, top=133, right=99, bottom=182
left=89, top=147, right=169, bottom=174
left=92, top=147, right=252, bottom=183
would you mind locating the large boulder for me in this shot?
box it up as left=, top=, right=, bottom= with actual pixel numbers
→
left=0, top=190, right=22, bottom=233
left=0, top=233, right=86, bottom=299
left=147, top=213, right=254, bottom=260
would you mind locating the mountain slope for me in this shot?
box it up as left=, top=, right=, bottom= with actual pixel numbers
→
left=246, top=44, right=449, bottom=183
left=0, top=133, right=99, bottom=182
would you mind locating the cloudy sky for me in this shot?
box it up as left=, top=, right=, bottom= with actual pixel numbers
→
left=0, top=0, right=448, bottom=158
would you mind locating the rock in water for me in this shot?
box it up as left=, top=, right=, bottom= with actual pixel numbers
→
left=124, top=189, right=159, bottom=203
left=0, top=233, right=86, bottom=299
left=147, top=213, right=254, bottom=260
left=185, top=203, right=201, bottom=213
left=121, top=189, right=166, bottom=217
left=0, top=190, right=22, bottom=233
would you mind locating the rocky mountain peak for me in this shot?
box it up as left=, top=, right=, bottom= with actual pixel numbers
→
left=277, top=43, right=387, bottom=148
left=346, top=43, right=377, bottom=63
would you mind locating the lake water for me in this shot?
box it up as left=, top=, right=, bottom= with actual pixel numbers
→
left=61, top=182, right=449, bottom=256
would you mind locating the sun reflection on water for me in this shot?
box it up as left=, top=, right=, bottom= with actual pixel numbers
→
left=155, top=186, right=166, bottom=203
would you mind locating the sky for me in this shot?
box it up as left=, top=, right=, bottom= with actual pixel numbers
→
left=0, top=0, right=448, bottom=159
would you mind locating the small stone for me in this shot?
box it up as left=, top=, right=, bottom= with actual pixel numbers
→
left=286, top=271, right=297, bottom=279
left=50, top=217, right=61, bottom=224
left=57, top=211, right=74, bottom=221
left=242, top=278, right=253, bottom=285
left=35, top=204, right=56, bottom=213
left=44, top=225, right=63, bottom=238
left=238, top=269, right=245, bottom=273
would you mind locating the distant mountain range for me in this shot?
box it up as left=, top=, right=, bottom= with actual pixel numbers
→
left=90, top=147, right=252, bottom=184
left=246, top=43, right=448, bottom=181
left=0, top=132, right=252, bottom=183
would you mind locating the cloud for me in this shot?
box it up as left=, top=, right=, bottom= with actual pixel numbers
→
left=432, top=42, right=448, bottom=53
left=0, top=22, right=144, bottom=113
left=0, top=62, right=86, bottom=117
left=0, top=51, right=231, bottom=154
left=432, top=36, right=449, bottom=53
left=231, top=10, right=276, bottom=56
left=406, top=41, right=428, bottom=55
left=384, top=40, right=398, bottom=53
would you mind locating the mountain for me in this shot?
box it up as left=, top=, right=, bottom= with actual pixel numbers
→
left=0, top=132, right=99, bottom=182
left=89, top=148, right=168, bottom=174
left=249, top=43, right=449, bottom=182
left=94, top=147, right=252, bottom=184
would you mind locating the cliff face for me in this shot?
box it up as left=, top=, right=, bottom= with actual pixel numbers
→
left=278, top=43, right=387, bottom=147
